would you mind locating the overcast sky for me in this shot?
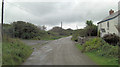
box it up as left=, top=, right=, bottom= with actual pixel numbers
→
left=0, top=0, right=119, bottom=30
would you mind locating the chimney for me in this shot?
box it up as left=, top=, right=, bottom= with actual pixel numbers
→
left=109, top=9, right=114, bottom=15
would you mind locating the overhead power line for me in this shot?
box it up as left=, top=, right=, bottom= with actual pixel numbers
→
left=5, top=1, right=27, bottom=11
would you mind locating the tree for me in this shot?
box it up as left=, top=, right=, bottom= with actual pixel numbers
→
left=37, top=25, right=47, bottom=31
left=42, top=25, right=47, bottom=30
left=86, top=20, right=93, bottom=26
left=85, top=20, right=97, bottom=36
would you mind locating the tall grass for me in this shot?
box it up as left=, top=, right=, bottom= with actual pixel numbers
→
left=2, top=35, right=33, bottom=65
left=76, top=37, right=119, bottom=65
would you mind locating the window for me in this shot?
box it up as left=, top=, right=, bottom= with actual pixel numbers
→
left=101, top=28, right=106, bottom=32
left=107, top=21, right=109, bottom=30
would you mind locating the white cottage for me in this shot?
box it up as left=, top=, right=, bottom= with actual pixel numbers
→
left=97, top=9, right=120, bottom=37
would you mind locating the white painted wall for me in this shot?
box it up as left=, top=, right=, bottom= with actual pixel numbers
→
left=109, top=17, right=119, bottom=36
left=98, top=16, right=119, bottom=37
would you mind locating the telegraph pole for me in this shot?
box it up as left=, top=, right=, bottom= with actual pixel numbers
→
left=0, top=0, right=4, bottom=66
left=1, top=0, right=4, bottom=38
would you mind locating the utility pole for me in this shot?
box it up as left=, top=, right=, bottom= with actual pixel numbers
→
left=60, top=21, right=63, bottom=35
left=1, top=0, right=4, bottom=38
left=0, top=0, right=4, bottom=66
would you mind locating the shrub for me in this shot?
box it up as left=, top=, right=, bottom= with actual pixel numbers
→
left=71, top=31, right=79, bottom=42
left=82, top=37, right=104, bottom=52
left=81, top=37, right=118, bottom=58
left=11, top=21, right=41, bottom=39
left=103, top=34, right=120, bottom=46
left=3, top=21, right=49, bottom=39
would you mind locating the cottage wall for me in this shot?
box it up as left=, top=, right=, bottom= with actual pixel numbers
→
left=108, top=17, right=119, bottom=36
left=98, top=17, right=119, bottom=37
left=118, top=14, right=120, bottom=36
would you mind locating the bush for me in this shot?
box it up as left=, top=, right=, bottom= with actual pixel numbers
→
left=103, top=34, right=120, bottom=46
left=3, top=21, right=50, bottom=39
left=71, top=20, right=98, bottom=42
left=71, top=31, right=79, bottom=42
left=98, top=44, right=118, bottom=57
left=11, top=21, right=41, bottom=39
left=81, top=37, right=118, bottom=58
left=82, top=37, right=105, bottom=52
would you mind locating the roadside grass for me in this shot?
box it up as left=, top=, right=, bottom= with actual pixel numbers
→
left=76, top=39, right=118, bottom=65
left=0, top=42, right=2, bottom=66
left=2, top=36, right=33, bottom=65
left=85, top=52, right=118, bottom=65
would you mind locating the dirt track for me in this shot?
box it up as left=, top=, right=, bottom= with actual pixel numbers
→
left=22, top=36, right=96, bottom=65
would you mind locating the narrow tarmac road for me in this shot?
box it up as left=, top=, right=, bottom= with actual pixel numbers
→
left=23, top=36, right=96, bottom=65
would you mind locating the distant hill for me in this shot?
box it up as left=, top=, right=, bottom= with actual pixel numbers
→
left=48, top=26, right=73, bottom=36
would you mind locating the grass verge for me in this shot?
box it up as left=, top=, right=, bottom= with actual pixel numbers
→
left=76, top=44, right=118, bottom=65
left=2, top=36, right=33, bottom=65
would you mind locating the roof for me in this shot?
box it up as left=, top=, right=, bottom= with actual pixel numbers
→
left=97, top=10, right=120, bottom=24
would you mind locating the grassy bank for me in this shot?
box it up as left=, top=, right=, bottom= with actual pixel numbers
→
left=77, top=44, right=118, bottom=65
left=76, top=37, right=118, bottom=65
left=2, top=36, right=33, bottom=65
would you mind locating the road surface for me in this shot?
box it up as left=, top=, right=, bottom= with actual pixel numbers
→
left=22, top=36, right=96, bottom=65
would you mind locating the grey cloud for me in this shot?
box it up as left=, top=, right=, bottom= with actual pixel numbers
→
left=4, top=0, right=119, bottom=29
